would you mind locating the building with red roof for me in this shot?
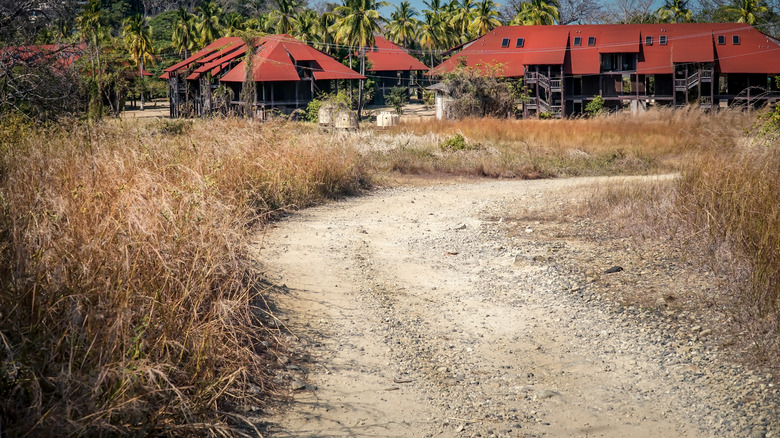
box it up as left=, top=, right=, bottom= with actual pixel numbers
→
left=429, top=23, right=780, bottom=117
left=363, top=36, right=428, bottom=104
left=162, top=34, right=364, bottom=117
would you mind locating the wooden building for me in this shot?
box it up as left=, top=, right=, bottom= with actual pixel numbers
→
left=430, top=23, right=780, bottom=117
left=161, top=35, right=364, bottom=118
left=363, top=36, right=429, bottom=105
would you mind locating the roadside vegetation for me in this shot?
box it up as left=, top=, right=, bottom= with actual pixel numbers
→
left=374, top=107, right=753, bottom=178
left=576, top=106, right=780, bottom=367
left=2, top=103, right=779, bottom=434
left=0, top=116, right=367, bottom=435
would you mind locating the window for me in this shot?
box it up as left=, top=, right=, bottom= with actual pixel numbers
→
left=516, top=38, right=525, bottom=47
left=659, top=35, right=667, bottom=45
left=574, top=36, right=582, bottom=46
left=733, top=35, right=741, bottom=45
left=588, top=36, right=596, bottom=46
left=601, top=53, right=637, bottom=71
left=645, top=35, right=653, bottom=45
left=501, top=38, right=510, bottom=48
left=717, top=35, right=726, bottom=45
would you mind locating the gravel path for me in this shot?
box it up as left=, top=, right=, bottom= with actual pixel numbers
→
left=254, top=176, right=778, bottom=438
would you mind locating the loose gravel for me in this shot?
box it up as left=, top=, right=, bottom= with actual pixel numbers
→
left=255, top=177, right=778, bottom=438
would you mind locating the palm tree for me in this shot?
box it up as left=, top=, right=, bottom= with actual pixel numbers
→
left=449, top=0, right=476, bottom=43
left=510, top=0, right=560, bottom=25
left=726, top=0, right=768, bottom=24
left=171, top=7, right=195, bottom=59
left=270, top=0, right=299, bottom=34
left=77, top=0, right=104, bottom=77
left=331, top=0, right=389, bottom=117
left=316, top=11, right=339, bottom=54
left=123, top=14, right=155, bottom=111
left=196, top=1, right=223, bottom=46
left=422, top=0, right=445, bottom=15
left=656, top=0, right=694, bottom=22
left=418, top=11, right=447, bottom=67
left=223, top=12, right=247, bottom=36
left=293, top=9, right=319, bottom=43
left=77, top=0, right=109, bottom=116
left=386, top=1, right=419, bottom=48
left=469, top=0, right=501, bottom=36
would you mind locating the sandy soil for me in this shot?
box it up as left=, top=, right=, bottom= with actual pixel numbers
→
left=254, top=176, right=778, bottom=438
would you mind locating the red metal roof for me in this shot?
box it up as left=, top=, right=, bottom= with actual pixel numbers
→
left=670, top=31, right=714, bottom=63
left=0, top=43, right=86, bottom=69
left=429, top=26, right=569, bottom=77
left=365, top=36, right=428, bottom=72
left=432, top=53, right=525, bottom=77
left=161, top=36, right=244, bottom=77
left=220, top=34, right=364, bottom=83
left=187, top=46, right=247, bottom=80
left=431, top=23, right=780, bottom=77
left=712, top=24, right=780, bottom=73
left=598, top=28, right=640, bottom=53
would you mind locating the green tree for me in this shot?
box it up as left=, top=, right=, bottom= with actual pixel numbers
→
left=315, top=11, right=339, bottom=54
left=469, top=0, right=501, bottom=36
left=331, top=0, right=388, bottom=118
left=509, top=0, right=560, bottom=25
left=418, top=11, right=447, bottom=67
left=656, top=0, right=694, bottom=23
left=293, top=9, right=319, bottom=43
left=726, top=0, right=768, bottom=24
left=172, top=8, right=196, bottom=59
left=123, top=14, right=155, bottom=111
left=386, top=1, right=419, bottom=49
left=223, top=12, right=247, bottom=36
left=449, top=0, right=476, bottom=43
left=270, top=0, right=299, bottom=34
left=196, top=1, right=223, bottom=46
left=77, top=0, right=108, bottom=117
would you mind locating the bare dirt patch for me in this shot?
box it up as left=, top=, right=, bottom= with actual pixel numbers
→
left=254, top=176, right=778, bottom=437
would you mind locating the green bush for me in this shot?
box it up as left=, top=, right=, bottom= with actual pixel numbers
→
left=386, top=86, right=408, bottom=115
left=440, top=133, right=479, bottom=151
left=585, top=95, right=605, bottom=117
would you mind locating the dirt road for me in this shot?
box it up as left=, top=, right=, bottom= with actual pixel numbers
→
left=255, top=176, right=778, bottom=438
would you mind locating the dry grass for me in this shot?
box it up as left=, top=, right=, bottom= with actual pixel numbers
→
left=577, top=109, right=780, bottom=366
left=0, top=117, right=368, bottom=436
left=378, top=107, right=754, bottom=178
left=676, top=141, right=780, bottom=362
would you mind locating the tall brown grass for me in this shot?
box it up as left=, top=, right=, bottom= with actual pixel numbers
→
left=379, top=107, right=755, bottom=177
left=0, top=117, right=368, bottom=436
left=676, top=140, right=780, bottom=360
left=576, top=108, right=780, bottom=364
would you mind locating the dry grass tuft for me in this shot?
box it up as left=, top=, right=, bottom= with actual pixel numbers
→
left=0, top=117, right=368, bottom=436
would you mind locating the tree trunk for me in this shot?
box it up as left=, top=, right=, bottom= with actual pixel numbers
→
left=140, top=59, right=145, bottom=111
left=349, top=51, right=353, bottom=102
left=357, top=46, right=365, bottom=120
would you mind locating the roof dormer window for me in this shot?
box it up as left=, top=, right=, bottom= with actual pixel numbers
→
left=516, top=37, right=524, bottom=47
left=732, top=35, right=741, bottom=45
left=717, top=35, right=726, bottom=45
left=645, top=35, right=653, bottom=45
left=659, top=35, right=667, bottom=45
left=501, top=37, right=510, bottom=48
left=588, top=36, right=596, bottom=46
left=574, top=36, right=582, bottom=46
